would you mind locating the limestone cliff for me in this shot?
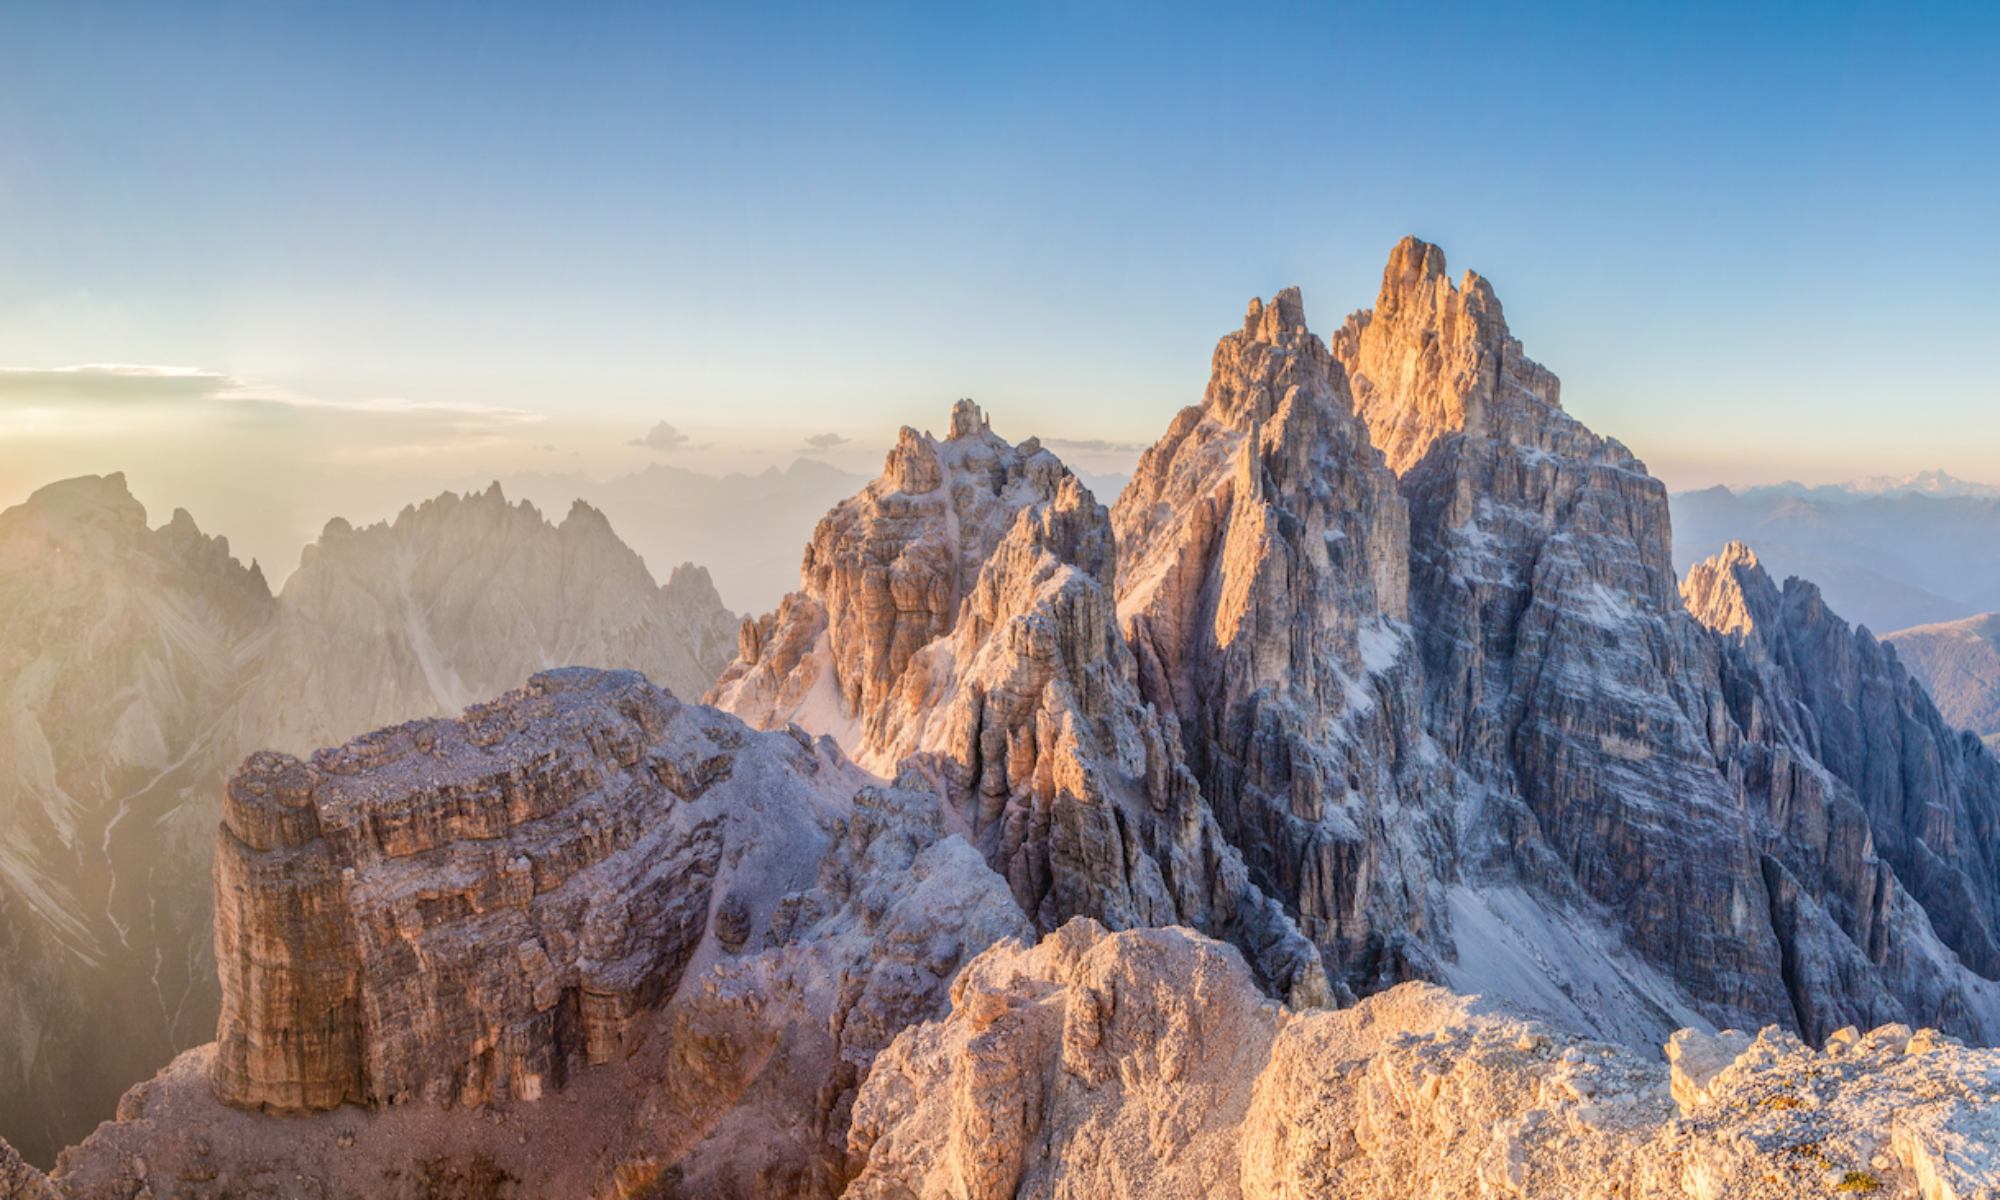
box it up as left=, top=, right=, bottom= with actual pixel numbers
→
left=1111, top=285, right=1452, bottom=997
left=714, top=402, right=1328, bottom=1002
left=46, top=668, right=1030, bottom=1197
left=1687, top=542, right=2000, bottom=1035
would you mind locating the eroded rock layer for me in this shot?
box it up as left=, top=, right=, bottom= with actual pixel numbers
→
left=1111, top=285, right=1451, bottom=995
left=44, top=668, right=1032, bottom=1196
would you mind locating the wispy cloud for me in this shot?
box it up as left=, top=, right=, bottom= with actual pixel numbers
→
left=802, top=432, right=850, bottom=451
left=0, top=364, right=541, bottom=425
left=628, top=420, right=710, bottom=452
left=0, top=364, right=225, bottom=402
left=1041, top=437, right=1147, bottom=454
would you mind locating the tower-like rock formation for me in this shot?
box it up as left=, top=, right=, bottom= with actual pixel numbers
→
left=713, top=402, right=1328, bottom=1002
left=1111, top=287, right=1452, bottom=993
left=1328, top=240, right=1810, bottom=1030
left=1686, top=542, right=2000, bottom=1035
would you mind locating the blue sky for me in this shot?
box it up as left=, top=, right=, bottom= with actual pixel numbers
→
left=0, top=1, right=1995, bottom=566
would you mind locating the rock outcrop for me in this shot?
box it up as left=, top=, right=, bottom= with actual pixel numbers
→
left=714, top=402, right=1328, bottom=1003
left=1111, top=284, right=1451, bottom=996
left=710, top=401, right=1076, bottom=768
left=849, top=922, right=2000, bottom=1200
left=40, top=668, right=1030, bottom=1197
left=0, top=474, right=272, bottom=1167
left=1331, top=241, right=1805, bottom=1031
left=1687, top=542, right=2000, bottom=1033
left=718, top=241, right=2000, bottom=1049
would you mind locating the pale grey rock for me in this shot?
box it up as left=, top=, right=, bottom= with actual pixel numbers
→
left=851, top=922, right=2000, bottom=1200
left=1111, top=285, right=1451, bottom=995
left=1686, top=540, right=2000, bottom=1039
left=714, top=402, right=1329, bottom=1004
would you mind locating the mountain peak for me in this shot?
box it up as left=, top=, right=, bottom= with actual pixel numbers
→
left=1682, top=540, right=1780, bottom=639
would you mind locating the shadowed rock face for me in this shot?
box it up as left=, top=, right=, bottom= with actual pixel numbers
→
left=1337, top=243, right=1800, bottom=1029
left=1110, top=286, right=1452, bottom=995
left=1687, top=542, right=2000, bottom=1032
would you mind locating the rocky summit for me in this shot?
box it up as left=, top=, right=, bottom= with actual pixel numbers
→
left=10, top=238, right=2000, bottom=1196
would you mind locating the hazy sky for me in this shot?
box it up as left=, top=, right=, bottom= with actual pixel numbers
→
left=1, top=1, right=1995, bottom=574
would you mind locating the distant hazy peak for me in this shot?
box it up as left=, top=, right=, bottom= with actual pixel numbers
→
left=1729, top=470, right=2000, bottom=503
left=11, top=472, right=148, bottom=532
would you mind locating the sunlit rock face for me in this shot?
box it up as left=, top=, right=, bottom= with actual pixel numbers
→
left=718, top=240, right=2000, bottom=1045
left=238, top=483, right=740, bottom=760
left=712, top=401, right=1330, bottom=1003
left=0, top=474, right=272, bottom=1167
left=1328, top=241, right=1799, bottom=1029
left=848, top=922, right=2000, bottom=1200
left=1109, top=285, right=1453, bottom=996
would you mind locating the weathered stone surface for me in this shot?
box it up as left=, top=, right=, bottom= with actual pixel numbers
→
left=1111, top=284, right=1451, bottom=997
left=715, top=403, right=1328, bottom=1003
left=1687, top=541, right=2000, bottom=1038
left=41, top=670, right=1029, bottom=1197
left=213, top=668, right=748, bottom=1111
left=710, top=400, right=1078, bottom=770
left=850, top=922, right=2000, bottom=1200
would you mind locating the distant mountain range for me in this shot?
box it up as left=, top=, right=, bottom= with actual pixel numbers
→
left=1728, top=469, right=2000, bottom=504
left=1884, top=614, right=2000, bottom=742
left=1670, top=483, right=2000, bottom=634
left=457, top=458, right=868, bottom=615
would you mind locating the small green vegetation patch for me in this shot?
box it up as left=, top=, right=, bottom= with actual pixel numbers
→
left=1836, top=1171, right=1882, bottom=1193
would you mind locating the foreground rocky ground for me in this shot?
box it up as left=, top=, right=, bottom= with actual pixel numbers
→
left=14, top=922, right=2000, bottom=1198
